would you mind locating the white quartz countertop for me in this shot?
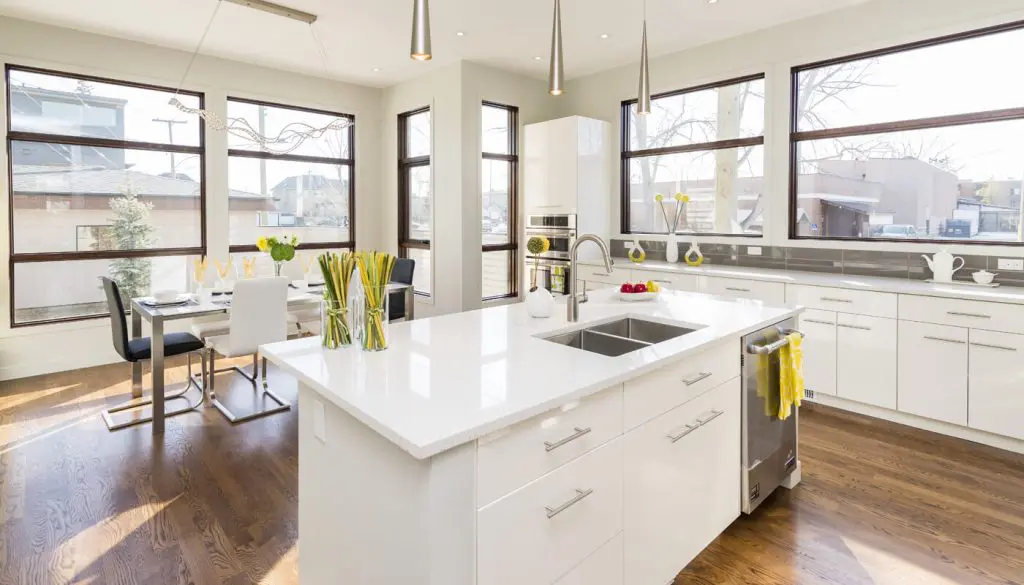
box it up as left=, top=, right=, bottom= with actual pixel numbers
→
left=261, top=289, right=800, bottom=460
left=597, top=259, right=1024, bottom=305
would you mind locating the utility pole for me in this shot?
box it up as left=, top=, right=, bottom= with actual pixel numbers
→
left=152, top=118, right=187, bottom=176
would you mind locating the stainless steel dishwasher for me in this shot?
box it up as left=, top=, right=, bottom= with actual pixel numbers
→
left=741, top=317, right=802, bottom=514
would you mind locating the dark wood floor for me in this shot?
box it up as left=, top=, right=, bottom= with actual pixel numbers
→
left=1, top=360, right=1022, bottom=585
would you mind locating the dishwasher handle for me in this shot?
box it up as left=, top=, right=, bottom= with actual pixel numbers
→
left=746, top=328, right=804, bottom=355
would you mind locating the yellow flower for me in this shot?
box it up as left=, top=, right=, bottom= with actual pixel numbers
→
left=681, top=195, right=690, bottom=203
left=256, top=236, right=269, bottom=252
left=674, top=192, right=683, bottom=201
left=655, top=193, right=664, bottom=202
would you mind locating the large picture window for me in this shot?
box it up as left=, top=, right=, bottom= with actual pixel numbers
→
left=621, top=74, right=765, bottom=235
left=5, top=65, right=205, bottom=326
left=398, top=107, right=432, bottom=296
left=227, top=98, right=355, bottom=251
left=481, top=102, right=518, bottom=300
left=790, top=21, right=1024, bottom=243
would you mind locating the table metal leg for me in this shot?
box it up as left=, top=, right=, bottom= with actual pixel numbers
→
left=131, top=308, right=143, bottom=399
left=405, top=286, right=415, bottom=321
left=151, top=318, right=165, bottom=435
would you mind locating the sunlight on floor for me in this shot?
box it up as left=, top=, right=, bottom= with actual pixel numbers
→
left=262, top=544, right=299, bottom=584
left=845, top=535, right=962, bottom=585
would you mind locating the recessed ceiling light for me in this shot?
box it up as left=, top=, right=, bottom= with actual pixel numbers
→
left=707, top=0, right=719, bottom=3
left=372, top=67, right=381, bottom=72
left=600, top=33, right=610, bottom=39
left=456, top=31, right=465, bottom=36
left=533, top=56, right=543, bottom=61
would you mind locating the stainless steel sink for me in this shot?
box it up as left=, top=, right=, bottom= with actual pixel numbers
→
left=587, top=317, right=698, bottom=345
left=543, top=329, right=650, bottom=357
left=541, top=317, right=701, bottom=357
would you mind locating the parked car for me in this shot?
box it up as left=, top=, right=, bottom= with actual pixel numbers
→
left=942, top=219, right=972, bottom=238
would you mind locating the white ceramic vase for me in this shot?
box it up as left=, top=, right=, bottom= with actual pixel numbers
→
left=525, top=288, right=554, bottom=318
left=665, top=234, right=679, bottom=263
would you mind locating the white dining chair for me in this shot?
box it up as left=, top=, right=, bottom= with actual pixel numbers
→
left=204, top=276, right=291, bottom=423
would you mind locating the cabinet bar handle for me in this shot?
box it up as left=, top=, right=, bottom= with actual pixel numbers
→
left=653, top=279, right=671, bottom=284
left=803, top=318, right=835, bottom=326
left=667, top=424, right=699, bottom=443
left=821, top=297, right=853, bottom=303
left=970, top=342, right=1017, bottom=352
left=697, top=409, right=725, bottom=426
left=726, top=287, right=752, bottom=293
left=545, top=488, right=593, bottom=519
left=682, top=371, right=712, bottom=386
left=947, top=311, right=991, bottom=319
left=837, top=323, right=872, bottom=331
left=924, top=335, right=966, bottom=345
left=592, top=272, right=610, bottom=277
left=544, top=426, right=592, bottom=452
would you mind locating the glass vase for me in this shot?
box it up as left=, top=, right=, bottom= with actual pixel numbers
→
left=357, top=285, right=390, bottom=352
left=320, top=298, right=352, bottom=350
left=274, top=261, right=284, bottom=277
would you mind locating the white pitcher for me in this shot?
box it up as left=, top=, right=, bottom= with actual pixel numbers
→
left=922, top=248, right=964, bottom=283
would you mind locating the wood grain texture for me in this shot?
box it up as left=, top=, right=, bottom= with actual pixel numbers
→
left=1, top=362, right=1022, bottom=585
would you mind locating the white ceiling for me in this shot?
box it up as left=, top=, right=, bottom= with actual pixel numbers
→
left=0, top=0, right=869, bottom=88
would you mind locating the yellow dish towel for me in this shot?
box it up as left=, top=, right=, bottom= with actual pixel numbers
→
left=756, top=331, right=779, bottom=418
left=778, top=332, right=804, bottom=420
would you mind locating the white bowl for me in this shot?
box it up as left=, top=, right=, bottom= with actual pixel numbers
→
left=153, top=289, right=178, bottom=302
left=972, top=271, right=996, bottom=285
left=618, top=291, right=659, bottom=302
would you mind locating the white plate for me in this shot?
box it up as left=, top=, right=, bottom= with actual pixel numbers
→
left=618, top=291, right=659, bottom=302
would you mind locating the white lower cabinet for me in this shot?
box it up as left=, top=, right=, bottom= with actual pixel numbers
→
left=799, top=309, right=838, bottom=396
left=553, top=533, right=623, bottom=585
left=624, top=378, right=741, bottom=585
left=632, top=269, right=698, bottom=292
left=969, top=329, right=1024, bottom=440
left=836, top=314, right=897, bottom=409
left=897, top=321, right=968, bottom=425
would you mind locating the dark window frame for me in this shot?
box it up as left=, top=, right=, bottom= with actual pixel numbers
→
left=5, top=64, right=207, bottom=327
left=620, top=73, right=766, bottom=236
left=788, top=19, right=1024, bottom=246
left=226, top=96, right=356, bottom=254
left=398, top=106, right=431, bottom=297
left=481, top=101, right=519, bottom=301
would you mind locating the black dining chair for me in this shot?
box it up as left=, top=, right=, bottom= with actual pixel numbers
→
left=99, top=277, right=208, bottom=431
left=389, top=258, right=416, bottom=321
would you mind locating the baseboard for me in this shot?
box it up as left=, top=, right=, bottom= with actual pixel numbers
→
left=805, top=392, right=1024, bottom=455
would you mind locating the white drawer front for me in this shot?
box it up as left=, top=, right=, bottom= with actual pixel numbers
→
left=577, top=265, right=624, bottom=286
left=786, top=284, right=897, bottom=318
left=702, top=276, right=786, bottom=304
left=631, top=269, right=698, bottom=292
left=553, top=533, right=623, bottom=585
left=969, top=329, right=1024, bottom=441
left=477, top=439, right=624, bottom=585
left=477, top=387, right=623, bottom=508
left=898, top=294, right=1024, bottom=334
left=624, top=340, right=738, bottom=430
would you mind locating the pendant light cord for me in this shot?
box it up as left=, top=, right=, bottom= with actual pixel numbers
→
left=174, top=0, right=223, bottom=98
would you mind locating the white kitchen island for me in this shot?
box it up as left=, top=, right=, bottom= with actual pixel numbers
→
left=261, top=289, right=803, bottom=585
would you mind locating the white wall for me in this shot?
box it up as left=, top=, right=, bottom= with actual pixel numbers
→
left=0, top=15, right=383, bottom=380
left=562, top=0, right=1024, bottom=257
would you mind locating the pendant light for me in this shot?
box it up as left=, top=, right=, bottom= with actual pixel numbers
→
left=548, top=0, right=565, bottom=96
left=637, top=0, right=651, bottom=115
left=411, top=0, right=432, bottom=61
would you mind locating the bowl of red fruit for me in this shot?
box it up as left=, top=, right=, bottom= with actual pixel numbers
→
left=618, top=281, right=660, bottom=302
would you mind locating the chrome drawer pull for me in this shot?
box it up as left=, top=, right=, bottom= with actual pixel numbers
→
left=682, top=371, right=712, bottom=386
left=667, top=424, right=699, bottom=443
left=837, top=323, right=871, bottom=331
left=545, top=488, right=593, bottom=519
left=947, top=311, right=991, bottom=319
left=924, top=335, right=966, bottom=345
left=697, top=409, right=725, bottom=426
left=544, top=426, right=592, bottom=452
left=592, top=272, right=610, bottom=277
left=820, top=297, right=853, bottom=303
left=726, top=287, right=751, bottom=293
left=654, top=279, right=671, bottom=284
left=970, top=342, right=1017, bottom=352
left=803, top=318, right=835, bottom=326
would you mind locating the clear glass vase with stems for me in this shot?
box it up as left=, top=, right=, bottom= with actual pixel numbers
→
left=357, top=284, right=390, bottom=352
left=320, top=297, right=352, bottom=349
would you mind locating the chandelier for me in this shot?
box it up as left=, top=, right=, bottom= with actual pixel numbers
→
left=169, top=0, right=352, bottom=155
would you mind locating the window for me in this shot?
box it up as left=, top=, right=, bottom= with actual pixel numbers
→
left=790, top=21, right=1024, bottom=244
left=5, top=65, right=205, bottom=326
left=621, top=74, right=765, bottom=236
left=481, top=102, right=519, bottom=300
left=227, top=98, right=355, bottom=251
left=398, top=107, right=432, bottom=296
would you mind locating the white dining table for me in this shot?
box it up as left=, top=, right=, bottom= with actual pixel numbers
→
left=130, top=282, right=415, bottom=434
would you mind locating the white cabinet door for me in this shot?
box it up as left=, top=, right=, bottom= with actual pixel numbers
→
left=523, top=122, right=550, bottom=213
left=799, top=309, right=837, bottom=397
left=969, top=329, right=1024, bottom=440
left=836, top=314, right=897, bottom=409
left=702, top=276, right=786, bottom=304
left=897, top=321, right=968, bottom=425
left=524, top=118, right=579, bottom=213
left=624, top=379, right=740, bottom=585
left=631, top=269, right=698, bottom=292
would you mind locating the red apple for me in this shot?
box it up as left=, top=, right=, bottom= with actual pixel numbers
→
left=633, top=283, right=648, bottom=293
left=620, top=282, right=633, bottom=293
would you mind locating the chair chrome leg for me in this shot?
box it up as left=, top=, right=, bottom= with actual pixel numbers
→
left=262, top=356, right=268, bottom=386
left=102, top=352, right=205, bottom=431
left=208, top=352, right=290, bottom=424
